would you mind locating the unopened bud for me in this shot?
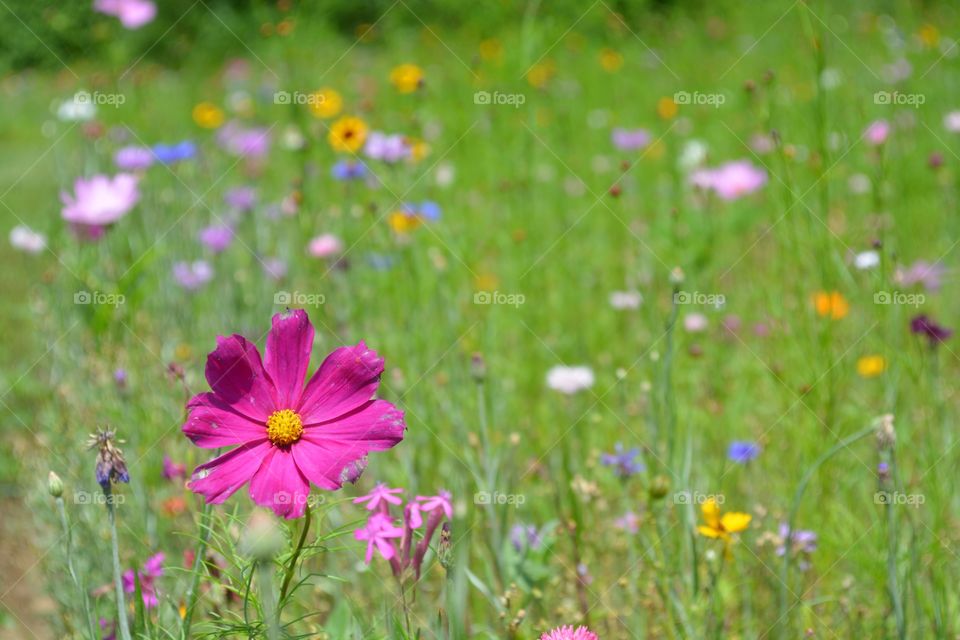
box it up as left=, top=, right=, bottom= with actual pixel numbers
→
left=669, top=267, right=685, bottom=286
left=241, top=509, right=285, bottom=561
left=470, top=352, right=486, bottom=382
left=876, top=414, right=896, bottom=449
left=48, top=471, right=64, bottom=498
left=649, top=475, right=670, bottom=500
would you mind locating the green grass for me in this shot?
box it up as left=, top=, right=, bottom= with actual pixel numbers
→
left=3, top=1, right=960, bottom=638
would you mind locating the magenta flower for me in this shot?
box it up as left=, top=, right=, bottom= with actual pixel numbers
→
left=94, top=0, right=156, bottom=29
left=353, top=483, right=404, bottom=511
left=864, top=119, right=891, bottom=145
left=198, top=225, right=234, bottom=253
left=122, top=553, right=164, bottom=608
left=162, top=455, right=186, bottom=481
left=183, top=310, right=406, bottom=519
left=354, top=513, right=404, bottom=563
left=540, top=626, right=598, bottom=640
left=416, top=491, right=453, bottom=519
left=61, top=174, right=139, bottom=238
left=690, top=160, right=767, bottom=200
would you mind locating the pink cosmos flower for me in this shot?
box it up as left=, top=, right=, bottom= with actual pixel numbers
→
left=354, top=513, right=404, bottom=563
left=122, top=553, right=164, bottom=608
left=183, top=310, right=406, bottom=519
left=353, top=483, right=404, bottom=511
left=864, top=119, right=890, bottom=145
left=540, top=626, right=598, bottom=640
left=690, top=160, right=767, bottom=200
left=94, top=0, right=157, bottom=29
left=308, top=233, right=344, bottom=259
left=61, top=174, right=139, bottom=238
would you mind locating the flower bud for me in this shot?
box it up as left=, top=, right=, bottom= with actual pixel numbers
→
left=649, top=475, right=670, bottom=500
left=876, top=414, right=896, bottom=450
left=241, top=509, right=285, bottom=561
left=48, top=471, right=64, bottom=498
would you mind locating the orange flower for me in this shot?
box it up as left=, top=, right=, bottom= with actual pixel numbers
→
left=813, top=291, right=849, bottom=319
left=657, top=96, right=678, bottom=120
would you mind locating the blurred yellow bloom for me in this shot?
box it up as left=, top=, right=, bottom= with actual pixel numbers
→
left=600, top=48, right=624, bottom=72
left=388, top=211, right=421, bottom=234
left=657, top=96, right=678, bottom=120
left=526, top=61, right=555, bottom=89
left=192, top=102, right=224, bottom=129
left=408, top=138, right=430, bottom=162
left=309, top=87, right=342, bottom=119
left=328, top=116, right=368, bottom=153
left=697, top=498, right=751, bottom=541
left=813, top=291, right=849, bottom=319
left=475, top=273, right=499, bottom=291
left=390, top=64, right=424, bottom=93
left=857, top=355, right=887, bottom=378
left=919, top=24, right=939, bottom=48
left=479, top=38, right=502, bottom=62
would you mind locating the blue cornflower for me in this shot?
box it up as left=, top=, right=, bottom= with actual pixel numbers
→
left=331, top=159, right=368, bottom=181
left=727, top=440, right=761, bottom=464
left=152, top=141, right=197, bottom=164
left=601, top=443, right=645, bottom=477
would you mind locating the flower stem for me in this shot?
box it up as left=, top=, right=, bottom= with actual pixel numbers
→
left=56, top=497, right=96, bottom=639
left=279, top=502, right=311, bottom=602
left=180, top=496, right=213, bottom=639
left=106, top=485, right=132, bottom=640
left=258, top=561, right=281, bottom=640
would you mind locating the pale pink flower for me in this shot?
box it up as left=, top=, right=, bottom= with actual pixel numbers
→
left=61, top=174, right=139, bottom=237
left=540, top=625, right=598, bottom=640
left=94, top=0, right=157, bottom=29
left=546, top=366, right=594, bottom=395
left=353, top=483, right=404, bottom=511
left=308, top=233, right=344, bottom=259
left=690, top=160, right=767, bottom=200
left=864, top=119, right=890, bottom=146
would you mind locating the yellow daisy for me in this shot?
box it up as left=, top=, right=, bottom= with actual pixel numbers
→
left=309, top=87, right=342, bottom=119
left=390, top=64, right=424, bottom=94
left=192, top=102, right=224, bottom=129
left=328, top=116, right=368, bottom=153
left=697, top=498, right=751, bottom=542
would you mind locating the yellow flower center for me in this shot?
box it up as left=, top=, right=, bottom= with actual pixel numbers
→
left=266, top=409, right=303, bottom=447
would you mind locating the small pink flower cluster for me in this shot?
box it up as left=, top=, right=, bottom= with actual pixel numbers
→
left=353, top=484, right=452, bottom=578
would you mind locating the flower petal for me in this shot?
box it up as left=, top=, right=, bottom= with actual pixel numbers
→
left=263, top=309, right=314, bottom=409
left=298, top=342, right=384, bottom=424
left=248, top=447, right=310, bottom=519
left=205, top=335, right=277, bottom=420
left=697, top=525, right=725, bottom=539
left=188, top=441, right=271, bottom=504
left=293, top=400, right=405, bottom=490
left=182, top=392, right=267, bottom=448
left=720, top=512, right=752, bottom=534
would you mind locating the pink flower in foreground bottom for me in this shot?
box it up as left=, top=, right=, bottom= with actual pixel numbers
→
left=183, top=309, right=406, bottom=519
left=541, top=626, right=598, bottom=640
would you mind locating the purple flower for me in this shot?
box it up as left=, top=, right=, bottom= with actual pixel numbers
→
left=218, top=122, right=270, bottom=158
left=223, top=186, right=257, bottom=212
left=600, top=443, right=644, bottom=477
left=614, top=511, right=640, bottom=534
left=728, top=441, right=760, bottom=463
left=910, top=314, right=952, bottom=347
left=122, top=553, right=164, bottom=608
left=162, top=455, right=186, bottom=481
left=611, top=127, right=651, bottom=151
left=114, top=146, right=154, bottom=171
left=510, top=524, right=544, bottom=551
left=897, top=260, right=946, bottom=292
left=198, top=225, right=234, bottom=253
left=776, top=524, right=817, bottom=571
left=332, top=160, right=369, bottom=181
left=172, top=260, right=213, bottom=291
left=262, top=257, right=287, bottom=280
left=363, top=131, right=410, bottom=163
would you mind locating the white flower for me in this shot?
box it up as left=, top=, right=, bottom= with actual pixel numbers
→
left=945, top=111, right=960, bottom=133
left=57, top=92, right=97, bottom=122
left=546, top=366, right=595, bottom=395
left=683, top=313, right=708, bottom=333
left=9, top=225, right=46, bottom=254
left=678, top=139, right=708, bottom=172
left=609, top=290, right=642, bottom=310
left=854, top=250, right=880, bottom=270
left=848, top=173, right=871, bottom=195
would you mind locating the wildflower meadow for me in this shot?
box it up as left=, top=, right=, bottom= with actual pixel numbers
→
left=3, top=1, right=960, bottom=638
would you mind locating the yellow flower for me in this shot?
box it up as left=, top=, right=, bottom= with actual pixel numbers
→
left=919, top=24, right=939, bottom=48
left=657, top=96, right=678, bottom=120
left=479, top=38, right=502, bottom=62
left=599, top=48, right=624, bottom=72
left=328, top=116, right=368, bottom=153
left=408, top=138, right=430, bottom=162
left=697, top=498, right=751, bottom=541
left=857, top=355, right=887, bottom=378
left=192, top=102, right=224, bottom=129
left=390, top=64, right=424, bottom=93
left=388, top=211, right=421, bottom=234
left=813, top=291, right=849, bottom=319
left=309, top=87, right=342, bottom=119
left=526, top=60, right=555, bottom=89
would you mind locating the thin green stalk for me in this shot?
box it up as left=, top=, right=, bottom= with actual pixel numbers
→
left=258, top=561, right=281, bottom=640
left=180, top=497, right=214, bottom=639
left=56, top=497, right=96, bottom=639
left=777, top=424, right=877, bottom=639
left=279, top=502, right=311, bottom=602
left=105, top=485, right=132, bottom=640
